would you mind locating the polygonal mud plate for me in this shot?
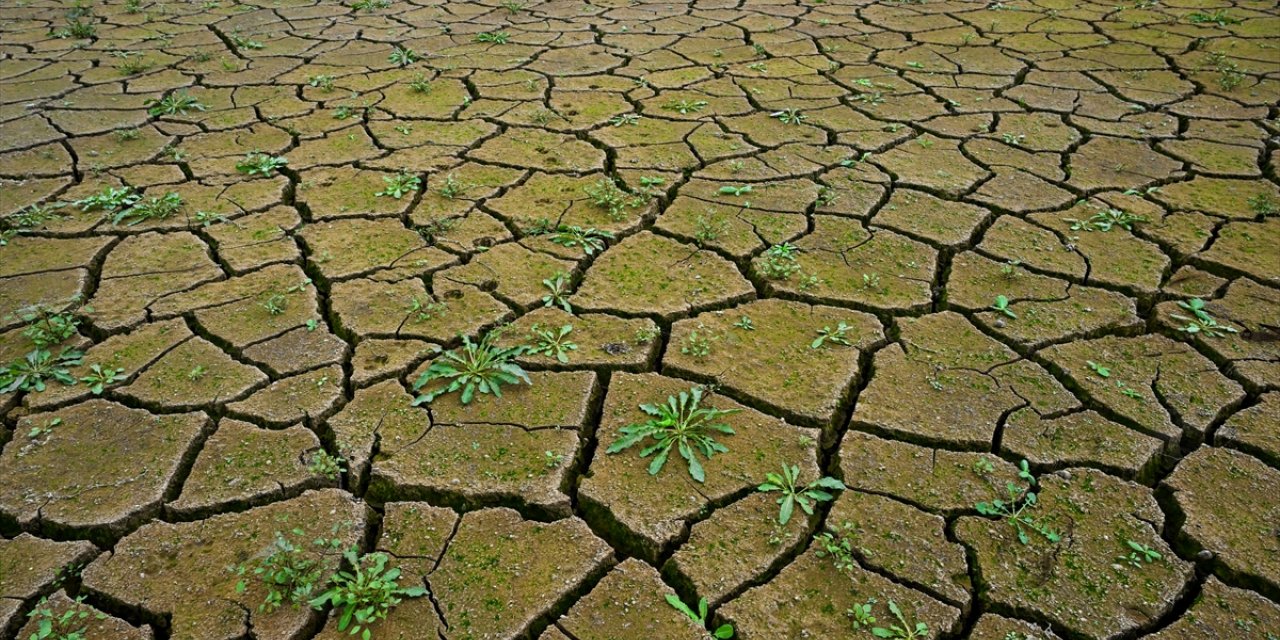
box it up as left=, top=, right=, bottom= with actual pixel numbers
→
left=579, top=372, right=820, bottom=562
left=553, top=558, right=706, bottom=640
left=957, top=468, right=1193, bottom=640
left=81, top=490, right=367, bottom=640
left=16, top=591, right=154, bottom=640
left=0, top=401, right=208, bottom=539
left=430, top=508, right=614, bottom=639
left=1162, top=447, right=1280, bottom=601
left=663, top=298, right=883, bottom=434
left=1145, top=577, right=1280, bottom=640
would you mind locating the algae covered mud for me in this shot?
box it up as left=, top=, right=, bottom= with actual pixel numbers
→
left=0, top=0, right=1277, bottom=638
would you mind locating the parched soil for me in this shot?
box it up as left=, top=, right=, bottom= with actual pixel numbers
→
left=0, top=0, right=1277, bottom=639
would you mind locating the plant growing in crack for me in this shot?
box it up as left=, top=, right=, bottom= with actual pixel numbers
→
left=17, top=306, right=82, bottom=348
left=811, top=322, right=854, bottom=349
left=541, top=272, right=573, bottom=313
left=112, top=192, right=183, bottom=226
left=547, top=225, right=613, bottom=255
left=584, top=177, right=647, bottom=221
left=232, top=530, right=339, bottom=613
left=411, top=333, right=530, bottom=405
left=974, top=461, right=1062, bottom=546
left=759, top=243, right=800, bottom=280
left=309, top=550, right=429, bottom=638
left=1172, top=298, right=1237, bottom=338
left=991, top=295, right=1016, bottom=319
left=24, top=596, right=104, bottom=640
left=73, top=186, right=138, bottom=214
left=606, top=385, right=739, bottom=482
left=665, top=594, right=734, bottom=639
left=80, top=364, right=125, bottom=395
left=308, top=450, right=346, bottom=481
left=1068, top=208, right=1146, bottom=232
left=527, top=323, right=577, bottom=363
left=0, top=348, right=83, bottom=393
left=757, top=464, right=845, bottom=525
left=376, top=171, right=421, bottom=199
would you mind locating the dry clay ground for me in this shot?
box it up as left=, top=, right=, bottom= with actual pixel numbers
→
left=0, top=0, right=1278, bottom=639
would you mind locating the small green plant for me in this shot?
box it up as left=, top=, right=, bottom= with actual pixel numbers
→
left=1248, top=193, right=1277, bottom=217
left=758, top=464, right=845, bottom=525
left=1087, top=360, right=1111, bottom=378
left=501, top=0, right=527, bottom=12
left=634, top=326, right=660, bottom=344
left=73, top=185, right=139, bottom=214
left=474, top=31, right=510, bottom=44
left=872, top=600, right=929, bottom=639
left=548, top=225, right=613, bottom=255
left=333, top=105, right=361, bottom=120
left=113, top=127, right=141, bottom=141
left=606, top=385, right=739, bottom=482
left=376, top=171, right=421, bottom=199
left=411, top=333, right=530, bottom=405
left=718, top=185, right=752, bottom=197
left=436, top=172, right=469, bottom=199
left=1000, top=259, right=1020, bottom=279
left=527, top=323, right=577, bottom=363
left=308, top=74, right=335, bottom=91
left=125, top=0, right=143, bottom=12
left=389, top=46, right=419, bottom=66
left=759, top=243, right=800, bottom=280
left=117, top=56, right=153, bottom=76
left=233, top=531, right=332, bottom=612
left=848, top=599, right=878, bottom=630
left=975, top=464, right=1061, bottom=546
left=308, top=451, right=346, bottom=480
left=1069, top=208, right=1146, bottom=232
left=1001, top=132, right=1025, bottom=146
left=1119, top=539, right=1162, bottom=568
left=145, top=90, right=206, bottom=117
left=0, top=349, right=83, bottom=393
left=51, top=18, right=96, bottom=39
left=811, top=323, right=853, bottom=349
left=1172, top=298, right=1237, bottom=338
left=991, top=295, right=1016, bottom=319
left=681, top=324, right=717, bottom=358
left=229, top=31, right=264, bottom=50
left=1187, top=9, right=1240, bottom=26
left=18, top=307, right=81, bottom=348
left=80, top=364, right=125, bottom=395
left=609, top=113, right=640, bottom=126
left=541, top=272, right=573, bottom=313
left=24, top=595, right=103, bottom=640
left=260, top=293, right=288, bottom=316
left=407, top=73, right=432, bottom=93
left=236, top=152, right=287, bottom=177
left=733, top=316, right=754, bottom=330
left=815, top=186, right=838, bottom=207
left=187, top=365, right=208, bottom=381
left=584, top=177, right=646, bottom=221
left=665, top=595, right=734, bottom=639
left=694, top=211, right=727, bottom=245
left=770, top=108, right=807, bottom=125
left=113, top=191, right=182, bottom=226
left=353, top=0, right=391, bottom=9
left=309, top=550, right=428, bottom=638
left=663, top=99, right=708, bottom=114
left=406, top=295, right=446, bottom=322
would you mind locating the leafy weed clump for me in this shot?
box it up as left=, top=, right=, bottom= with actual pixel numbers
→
left=411, top=333, right=530, bottom=405
left=606, top=385, right=738, bottom=482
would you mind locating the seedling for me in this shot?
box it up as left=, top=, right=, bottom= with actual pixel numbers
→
left=681, top=324, right=717, bottom=358
left=609, top=113, right=640, bottom=126
left=406, top=295, right=446, bottom=322
left=771, top=108, right=807, bottom=125
left=24, top=596, right=103, bottom=640
left=872, top=600, right=929, bottom=639
left=18, top=307, right=81, bottom=348
left=606, top=385, right=739, bottom=482
left=187, top=365, right=208, bottom=381
left=411, top=333, right=530, bottom=405
left=308, top=451, right=346, bottom=480
left=230, top=32, right=265, bottom=50
left=1248, top=193, right=1277, bottom=217
left=114, top=127, right=141, bottom=141
left=0, top=349, right=83, bottom=393
left=353, top=0, right=391, bottom=9
left=663, top=99, right=708, bottom=114
left=113, top=191, right=183, bottom=226
left=811, top=322, right=853, bottom=349
left=118, top=56, right=153, bottom=76
left=309, top=550, right=428, bottom=638
left=436, top=172, right=470, bottom=199
left=1001, top=132, right=1025, bottom=146
left=861, top=273, right=882, bottom=290
left=1119, top=540, right=1162, bottom=568
left=73, top=186, right=138, bottom=213
left=376, top=171, right=421, bottom=199
left=639, top=175, right=665, bottom=191
left=991, top=295, right=1016, bottom=319
left=1172, top=298, right=1237, bottom=338
left=759, top=243, right=800, bottom=280
left=260, top=293, right=288, bottom=316
left=665, top=595, right=734, bottom=639
left=474, top=31, right=510, bottom=44
left=548, top=225, right=613, bottom=255
left=80, top=364, right=125, bottom=395
left=1000, top=259, right=1021, bottom=279
left=849, top=600, right=878, bottom=630
left=541, top=272, right=573, bottom=313
left=145, top=90, right=207, bottom=116
left=815, top=186, right=838, bottom=206
left=694, top=211, right=727, bottom=244
left=501, top=0, right=527, bottom=13
left=633, top=326, right=660, bottom=344
left=975, top=477, right=1062, bottom=546
left=733, top=316, right=754, bottom=330
left=584, top=177, right=646, bottom=221
left=333, top=105, right=361, bottom=120
left=758, top=464, right=845, bottom=525
left=389, top=46, right=419, bottom=66
left=236, top=152, right=287, bottom=177
left=1087, top=360, right=1111, bottom=378
left=527, top=323, right=577, bottom=363
left=51, top=18, right=96, bottom=39
left=718, top=185, right=752, bottom=197
left=408, top=73, right=432, bottom=93
left=308, top=74, right=335, bottom=91
left=1069, top=208, right=1146, bottom=232
left=1187, top=9, right=1240, bottom=26
left=233, top=531, right=332, bottom=612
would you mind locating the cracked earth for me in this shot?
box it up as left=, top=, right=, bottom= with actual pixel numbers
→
left=0, top=0, right=1278, bottom=639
